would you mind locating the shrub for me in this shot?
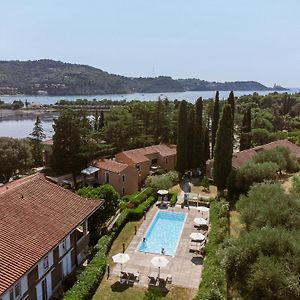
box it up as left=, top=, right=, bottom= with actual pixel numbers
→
left=195, top=200, right=229, bottom=300
left=169, top=193, right=177, bottom=206
left=63, top=235, right=111, bottom=300
left=145, top=171, right=179, bottom=192
left=201, top=176, right=210, bottom=192
left=127, top=187, right=153, bottom=208
left=235, top=161, right=278, bottom=193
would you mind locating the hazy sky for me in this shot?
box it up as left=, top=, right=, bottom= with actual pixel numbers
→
left=1, top=0, right=300, bottom=86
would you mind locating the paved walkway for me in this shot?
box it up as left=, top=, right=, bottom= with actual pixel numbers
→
left=111, top=203, right=209, bottom=289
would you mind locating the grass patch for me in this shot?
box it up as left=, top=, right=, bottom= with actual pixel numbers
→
left=229, top=211, right=243, bottom=238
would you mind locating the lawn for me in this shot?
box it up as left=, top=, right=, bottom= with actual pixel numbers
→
left=92, top=218, right=197, bottom=300
left=229, top=211, right=243, bottom=238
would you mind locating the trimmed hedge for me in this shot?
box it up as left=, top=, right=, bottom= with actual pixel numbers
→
left=194, top=200, right=229, bottom=300
left=125, top=187, right=153, bottom=208
left=169, top=193, right=177, bottom=206
left=63, top=193, right=156, bottom=300
left=63, top=235, right=112, bottom=300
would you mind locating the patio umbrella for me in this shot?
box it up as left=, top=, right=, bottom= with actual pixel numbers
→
left=112, top=253, right=130, bottom=272
left=157, top=189, right=169, bottom=195
left=190, top=232, right=205, bottom=241
left=194, top=217, right=208, bottom=226
left=151, top=256, right=169, bottom=278
left=198, top=206, right=209, bottom=213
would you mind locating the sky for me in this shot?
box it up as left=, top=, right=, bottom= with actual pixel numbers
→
left=1, top=0, right=300, bottom=87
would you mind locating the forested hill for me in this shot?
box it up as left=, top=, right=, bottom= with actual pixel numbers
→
left=0, top=59, right=287, bottom=96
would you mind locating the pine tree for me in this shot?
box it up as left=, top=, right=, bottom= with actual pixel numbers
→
left=193, top=97, right=203, bottom=169
left=213, top=104, right=233, bottom=191
left=50, top=110, right=89, bottom=187
left=29, top=115, right=46, bottom=166
left=211, top=91, right=220, bottom=158
left=176, top=100, right=188, bottom=175
left=239, top=108, right=252, bottom=151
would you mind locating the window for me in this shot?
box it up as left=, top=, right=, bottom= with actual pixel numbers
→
left=41, top=278, right=48, bottom=300
left=43, top=256, right=49, bottom=271
left=105, top=172, right=110, bottom=183
left=14, top=282, right=21, bottom=299
left=122, top=174, right=125, bottom=182
left=122, top=187, right=125, bottom=196
left=136, top=164, right=140, bottom=171
left=62, top=239, right=67, bottom=250
left=165, top=158, right=168, bottom=164
left=9, top=282, right=21, bottom=300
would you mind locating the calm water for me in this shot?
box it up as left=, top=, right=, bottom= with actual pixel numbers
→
left=1, top=89, right=300, bottom=139
left=138, top=211, right=186, bottom=256
left=1, top=89, right=300, bottom=105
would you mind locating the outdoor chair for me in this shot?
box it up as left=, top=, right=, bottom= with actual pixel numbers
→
left=120, top=271, right=128, bottom=284
left=148, top=275, right=157, bottom=287
left=127, top=270, right=140, bottom=284
left=166, top=274, right=172, bottom=284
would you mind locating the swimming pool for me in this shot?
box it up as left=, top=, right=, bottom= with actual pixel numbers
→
left=138, top=211, right=187, bottom=256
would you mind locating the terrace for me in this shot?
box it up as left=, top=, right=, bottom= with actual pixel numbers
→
left=109, top=204, right=209, bottom=290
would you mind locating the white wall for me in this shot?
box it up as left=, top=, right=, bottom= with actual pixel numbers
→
left=58, top=235, right=71, bottom=257
left=38, top=251, right=53, bottom=279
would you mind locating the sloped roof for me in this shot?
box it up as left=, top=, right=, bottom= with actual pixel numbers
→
left=94, top=159, right=129, bottom=173
left=232, top=139, right=300, bottom=168
left=118, top=144, right=177, bottom=164
left=41, top=139, right=53, bottom=146
left=0, top=174, right=102, bottom=295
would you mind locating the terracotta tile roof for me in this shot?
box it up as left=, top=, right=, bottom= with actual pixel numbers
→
left=0, top=174, right=102, bottom=295
left=232, top=139, right=300, bottom=168
left=118, top=144, right=177, bottom=164
left=94, top=159, right=129, bottom=173
left=41, top=139, right=53, bottom=146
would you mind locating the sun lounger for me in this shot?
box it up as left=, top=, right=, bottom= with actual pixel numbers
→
left=119, top=271, right=128, bottom=284
left=148, top=275, right=157, bottom=287
left=125, top=268, right=140, bottom=284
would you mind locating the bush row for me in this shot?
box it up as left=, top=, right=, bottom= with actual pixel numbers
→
left=120, top=187, right=153, bottom=209
left=63, top=193, right=156, bottom=300
left=195, top=199, right=229, bottom=300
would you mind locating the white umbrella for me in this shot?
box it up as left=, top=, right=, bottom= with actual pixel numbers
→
left=112, top=253, right=130, bottom=272
left=190, top=232, right=205, bottom=241
left=194, top=217, right=208, bottom=226
left=157, top=189, right=169, bottom=195
left=198, top=206, right=209, bottom=213
left=151, top=256, right=169, bottom=277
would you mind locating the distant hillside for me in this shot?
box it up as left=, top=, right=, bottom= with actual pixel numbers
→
left=0, top=59, right=287, bottom=96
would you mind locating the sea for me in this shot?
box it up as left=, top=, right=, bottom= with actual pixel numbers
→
left=1, top=89, right=300, bottom=139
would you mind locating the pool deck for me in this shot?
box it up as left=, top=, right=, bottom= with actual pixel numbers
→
left=110, top=203, right=209, bottom=289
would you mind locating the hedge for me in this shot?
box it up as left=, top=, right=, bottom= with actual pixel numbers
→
left=194, top=200, right=229, bottom=300
left=169, top=193, right=177, bottom=206
left=63, top=193, right=156, bottom=300
left=63, top=235, right=112, bottom=300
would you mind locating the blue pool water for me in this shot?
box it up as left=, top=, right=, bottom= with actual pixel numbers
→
left=138, top=211, right=186, bottom=256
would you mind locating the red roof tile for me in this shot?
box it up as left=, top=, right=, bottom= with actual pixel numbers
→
left=118, top=144, right=176, bottom=164
left=41, top=139, right=53, bottom=146
left=232, top=139, right=300, bottom=168
left=94, top=159, right=129, bottom=173
left=0, top=174, right=102, bottom=295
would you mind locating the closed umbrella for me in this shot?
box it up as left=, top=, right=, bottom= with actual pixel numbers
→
left=190, top=232, right=205, bottom=241
left=151, top=256, right=169, bottom=278
left=157, top=189, right=169, bottom=195
left=194, top=217, right=208, bottom=226
left=112, top=253, right=130, bottom=272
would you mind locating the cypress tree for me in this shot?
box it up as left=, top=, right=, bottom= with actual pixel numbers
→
left=194, top=97, right=203, bottom=168
left=211, top=91, right=220, bottom=158
left=213, top=104, right=233, bottom=191
left=203, top=126, right=210, bottom=166
left=187, top=105, right=195, bottom=170
left=240, top=108, right=252, bottom=151
left=99, top=110, right=105, bottom=129
left=228, top=91, right=235, bottom=122
left=176, top=100, right=188, bottom=175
